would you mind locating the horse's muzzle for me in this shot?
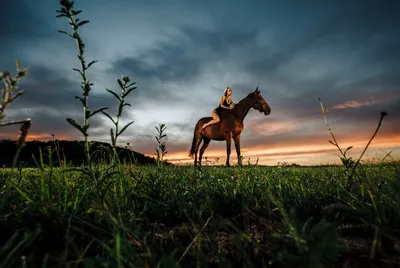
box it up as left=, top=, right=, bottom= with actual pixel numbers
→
left=263, top=105, right=271, bottom=115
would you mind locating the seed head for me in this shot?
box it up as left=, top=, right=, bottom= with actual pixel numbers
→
left=60, top=0, right=73, bottom=11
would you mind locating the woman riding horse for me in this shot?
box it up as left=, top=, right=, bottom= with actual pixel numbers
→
left=202, top=87, right=235, bottom=131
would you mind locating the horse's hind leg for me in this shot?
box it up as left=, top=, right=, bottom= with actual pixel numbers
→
left=233, top=134, right=242, bottom=166
left=194, top=136, right=203, bottom=166
left=199, top=138, right=211, bottom=166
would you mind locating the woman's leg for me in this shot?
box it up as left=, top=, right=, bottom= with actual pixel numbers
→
left=202, top=110, right=220, bottom=130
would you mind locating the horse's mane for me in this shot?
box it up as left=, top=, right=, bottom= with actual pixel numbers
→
left=236, top=92, right=254, bottom=107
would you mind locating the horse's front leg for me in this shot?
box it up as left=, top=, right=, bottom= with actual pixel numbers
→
left=233, top=134, right=242, bottom=166
left=225, top=134, right=232, bottom=167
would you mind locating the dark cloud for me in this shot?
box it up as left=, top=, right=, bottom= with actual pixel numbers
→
left=179, top=26, right=259, bottom=54
left=113, top=41, right=200, bottom=83
left=1, top=64, right=120, bottom=138
left=247, top=0, right=400, bottom=80
left=0, top=1, right=55, bottom=64
left=108, top=24, right=260, bottom=107
left=329, top=98, right=400, bottom=131
left=0, top=1, right=51, bottom=41
left=109, top=40, right=202, bottom=107
left=255, top=70, right=400, bottom=124
left=8, top=65, right=109, bottom=112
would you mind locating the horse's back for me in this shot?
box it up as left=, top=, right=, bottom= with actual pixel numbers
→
left=197, top=117, right=213, bottom=125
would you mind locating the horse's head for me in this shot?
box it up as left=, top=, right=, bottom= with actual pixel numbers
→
left=251, top=87, right=271, bottom=115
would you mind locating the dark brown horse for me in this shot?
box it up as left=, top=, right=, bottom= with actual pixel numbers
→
left=188, top=87, right=271, bottom=166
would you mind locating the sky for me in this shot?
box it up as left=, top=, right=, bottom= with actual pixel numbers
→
left=1, top=0, right=399, bottom=165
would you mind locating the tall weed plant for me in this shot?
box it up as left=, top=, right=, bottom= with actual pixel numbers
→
left=0, top=61, right=31, bottom=167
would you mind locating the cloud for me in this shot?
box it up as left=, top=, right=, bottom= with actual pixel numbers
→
left=112, top=42, right=199, bottom=83
left=331, top=93, right=400, bottom=111
left=0, top=1, right=52, bottom=41
left=1, top=0, right=399, bottom=165
left=1, top=64, right=115, bottom=140
left=107, top=22, right=261, bottom=111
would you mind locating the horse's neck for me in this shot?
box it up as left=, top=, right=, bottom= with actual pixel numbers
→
left=234, top=98, right=252, bottom=122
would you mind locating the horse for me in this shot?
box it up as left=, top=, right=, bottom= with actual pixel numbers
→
left=188, top=87, right=271, bottom=166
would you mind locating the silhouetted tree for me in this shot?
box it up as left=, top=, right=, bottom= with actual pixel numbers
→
left=0, top=139, right=166, bottom=167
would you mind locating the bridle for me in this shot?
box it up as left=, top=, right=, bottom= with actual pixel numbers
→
left=253, top=98, right=265, bottom=113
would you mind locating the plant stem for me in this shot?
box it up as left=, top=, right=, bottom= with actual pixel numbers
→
left=69, top=15, right=91, bottom=167
left=318, top=97, right=345, bottom=156
left=348, top=111, right=388, bottom=185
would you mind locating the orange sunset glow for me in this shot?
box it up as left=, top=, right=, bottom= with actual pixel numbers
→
left=158, top=134, right=400, bottom=166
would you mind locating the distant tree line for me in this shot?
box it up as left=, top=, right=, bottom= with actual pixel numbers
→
left=0, top=139, right=163, bottom=167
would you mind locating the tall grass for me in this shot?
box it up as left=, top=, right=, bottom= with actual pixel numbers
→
left=1, top=163, right=399, bottom=267
left=0, top=0, right=399, bottom=267
left=154, top=123, right=168, bottom=166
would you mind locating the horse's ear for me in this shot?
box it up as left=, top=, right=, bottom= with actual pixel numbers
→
left=254, top=87, right=259, bottom=94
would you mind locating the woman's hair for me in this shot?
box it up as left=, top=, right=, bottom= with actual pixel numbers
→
left=224, top=87, right=231, bottom=96
left=224, top=87, right=232, bottom=103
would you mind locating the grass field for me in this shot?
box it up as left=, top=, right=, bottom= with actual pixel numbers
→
left=1, top=162, right=399, bottom=267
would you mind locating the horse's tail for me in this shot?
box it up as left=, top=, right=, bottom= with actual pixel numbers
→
left=188, top=132, right=197, bottom=158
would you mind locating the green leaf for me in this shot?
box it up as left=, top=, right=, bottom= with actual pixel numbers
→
left=117, top=79, right=124, bottom=89
left=126, top=82, right=136, bottom=88
left=101, top=111, right=116, bottom=125
left=83, top=82, right=92, bottom=95
left=76, top=20, right=90, bottom=28
left=88, top=107, right=108, bottom=118
left=72, top=68, right=84, bottom=78
left=344, top=146, right=353, bottom=153
left=106, top=89, right=121, bottom=102
left=87, top=60, right=98, bottom=69
left=71, top=10, right=82, bottom=16
left=117, top=121, right=135, bottom=136
left=75, top=96, right=85, bottom=106
left=62, top=167, right=91, bottom=177
left=66, top=118, right=87, bottom=136
left=122, top=87, right=136, bottom=98
left=57, top=30, right=70, bottom=35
